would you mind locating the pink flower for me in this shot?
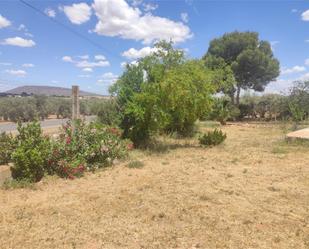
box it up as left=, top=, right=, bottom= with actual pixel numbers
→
left=66, top=137, right=71, bottom=144
left=127, top=143, right=134, bottom=150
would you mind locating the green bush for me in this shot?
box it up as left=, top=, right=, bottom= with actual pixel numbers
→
left=97, top=99, right=121, bottom=126
left=0, top=132, right=16, bottom=165
left=11, top=121, right=51, bottom=182
left=199, top=129, right=227, bottom=146
left=49, top=120, right=130, bottom=179
left=110, top=41, right=215, bottom=145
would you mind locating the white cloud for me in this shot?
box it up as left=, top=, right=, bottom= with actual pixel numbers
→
left=0, top=62, right=12, bottom=66
left=78, top=55, right=89, bottom=60
left=0, top=14, right=11, bottom=29
left=62, top=55, right=110, bottom=68
left=76, top=60, right=110, bottom=68
left=270, top=41, right=279, bottom=51
left=1, top=37, right=36, bottom=47
left=45, top=8, right=56, bottom=18
left=181, top=13, right=189, bottom=23
left=78, top=74, right=91, bottom=78
left=131, top=0, right=143, bottom=6
left=5, top=69, right=27, bottom=77
left=82, top=67, right=93, bottom=72
left=62, top=56, right=74, bottom=62
left=94, top=54, right=106, bottom=60
left=17, top=25, right=33, bottom=38
left=122, top=46, right=158, bottom=59
left=22, top=63, right=34, bottom=68
left=97, top=72, right=118, bottom=85
left=120, top=61, right=127, bottom=68
left=305, top=58, right=309, bottom=65
left=143, top=3, right=158, bottom=12
left=92, top=0, right=192, bottom=44
left=301, top=10, right=309, bottom=21
left=62, top=3, right=92, bottom=24
left=25, top=32, right=33, bottom=38
left=281, top=65, right=306, bottom=75
left=18, top=24, right=26, bottom=31
left=266, top=72, right=309, bottom=94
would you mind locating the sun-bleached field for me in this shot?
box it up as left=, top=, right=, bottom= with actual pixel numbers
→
left=0, top=122, right=308, bottom=249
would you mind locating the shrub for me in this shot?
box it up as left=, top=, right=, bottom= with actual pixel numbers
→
left=49, top=120, right=130, bottom=179
left=199, top=129, right=227, bottom=146
left=11, top=121, right=51, bottom=182
left=0, top=132, right=16, bottom=165
left=97, top=99, right=121, bottom=126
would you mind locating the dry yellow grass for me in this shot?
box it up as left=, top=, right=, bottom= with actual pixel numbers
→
left=0, top=122, right=308, bottom=249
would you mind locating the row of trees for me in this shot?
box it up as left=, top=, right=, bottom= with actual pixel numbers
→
left=0, top=96, right=107, bottom=122
left=104, top=31, right=281, bottom=146
left=209, top=80, right=309, bottom=125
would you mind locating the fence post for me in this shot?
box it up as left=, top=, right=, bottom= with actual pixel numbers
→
left=72, top=85, right=80, bottom=121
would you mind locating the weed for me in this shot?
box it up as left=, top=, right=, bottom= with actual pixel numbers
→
left=2, top=179, right=36, bottom=190
left=126, top=160, right=144, bottom=169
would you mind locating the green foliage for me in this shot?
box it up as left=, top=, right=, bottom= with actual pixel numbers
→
left=49, top=120, right=129, bottom=179
left=238, top=93, right=289, bottom=121
left=0, top=132, right=16, bottom=165
left=287, top=81, right=309, bottom=123
left=204, top=31, right=280, bottom=105
left=110, top=41, right=215, bottom=145
left=0, top=96, right=107, bottom=122
left=199, top=129, right=227, bottom=146
left=126, top=160, right=144, bottom=169
left=11, top=121, right=51, bottom=182
left=97, top=98, right=121, bottom=126
left=208, top=98, right=231, bottom=125
left=2, top=179, right=36, bottom=190
left=161, top=60, right=215, bottom=136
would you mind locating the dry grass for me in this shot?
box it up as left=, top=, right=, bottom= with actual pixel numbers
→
left=0, top=122, right=309, bottom=249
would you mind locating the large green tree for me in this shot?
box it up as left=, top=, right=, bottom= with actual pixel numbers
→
left=110, top=41, right=215, bottom=145
left=204, top=31, right=280, bottom=105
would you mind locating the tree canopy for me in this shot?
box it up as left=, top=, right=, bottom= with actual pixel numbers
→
left=110, top=41, right=216, bottom=145
left=204, top=31, right=280, bottom=105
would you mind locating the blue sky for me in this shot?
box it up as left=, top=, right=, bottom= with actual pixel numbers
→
left=0, top=0, right=309, bottom=95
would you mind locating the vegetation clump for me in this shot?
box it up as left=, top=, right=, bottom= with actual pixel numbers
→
left=199, top=129, right=227, bottom=146
left=0, top=132, right=16, bottom=165
left=49, top=120, right=129, bottom=179
left=2, top=120, right=130, bottom=183
left=11, top=121, right=51, bottom=182
left=110, top=41, right=216, bottom=146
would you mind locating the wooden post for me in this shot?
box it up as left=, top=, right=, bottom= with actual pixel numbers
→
left=72, top=85, right=80, bottom=121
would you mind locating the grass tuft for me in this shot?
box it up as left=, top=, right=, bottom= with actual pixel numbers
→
left=126, top=160, right=145, bottom=169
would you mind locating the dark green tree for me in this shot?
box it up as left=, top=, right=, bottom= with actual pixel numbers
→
left=204, top=31, right=280, bottom=105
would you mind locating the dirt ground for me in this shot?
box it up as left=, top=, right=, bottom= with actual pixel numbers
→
left=0, top=122, right=308, bottom=249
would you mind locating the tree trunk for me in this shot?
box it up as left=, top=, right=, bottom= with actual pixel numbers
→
left=235, top=86, right=241, bottom=106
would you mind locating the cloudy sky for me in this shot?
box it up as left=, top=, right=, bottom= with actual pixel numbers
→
left=0, top=0, right=309, bottom=94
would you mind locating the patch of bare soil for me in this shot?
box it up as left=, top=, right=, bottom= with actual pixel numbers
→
left=0, top=123, right=308, bottom=249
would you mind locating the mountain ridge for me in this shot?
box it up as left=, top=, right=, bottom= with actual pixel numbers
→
left=4, top=85, right=104, bottom=97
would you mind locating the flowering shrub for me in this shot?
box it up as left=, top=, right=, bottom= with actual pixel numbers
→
left=6, top=120, right=130, bottom=182
left=49, top=120, right=130, bottom=178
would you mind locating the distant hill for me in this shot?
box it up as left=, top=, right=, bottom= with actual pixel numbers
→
left=5, top=85, right=104, bottom=97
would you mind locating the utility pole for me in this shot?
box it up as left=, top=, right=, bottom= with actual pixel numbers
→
left=72, top=85, right=80, bottom=121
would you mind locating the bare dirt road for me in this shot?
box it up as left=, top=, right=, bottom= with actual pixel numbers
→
left=0, top=123, right=308, bottom=249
